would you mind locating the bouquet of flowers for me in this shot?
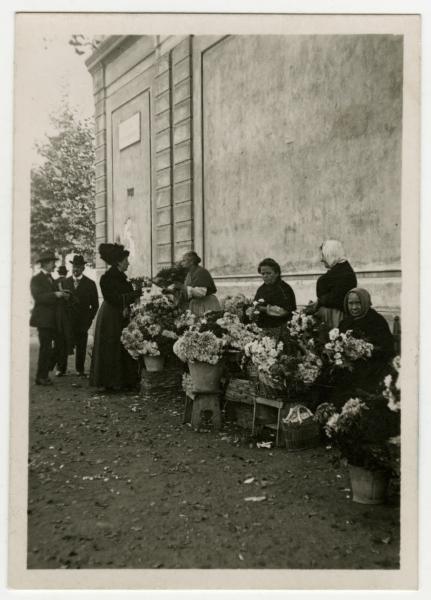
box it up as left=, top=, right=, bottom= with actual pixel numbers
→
left=153, top=263, right=187, bottom=289
left=244, top=336, right=284, bottom=376
left=214, top=311, right=261, bottom=351
left=173, top=329, right=224, bottom=364
left=129, top=275, right=153, bottom=293
left=313, top=402, right=337, bottom=427
left=173, top=309, right=261, bottom=367
left=220, top=294, right=254, bottom=322
left=323, top=328, right=374, bottom=371
left=121, top=293, right=180, bottom=359
left=245, top=298, right=266, bottom=323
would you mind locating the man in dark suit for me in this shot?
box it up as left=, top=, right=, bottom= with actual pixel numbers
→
left=63, top=255, right=99, bottom=376
left=30, top=252, right=71, bottom=385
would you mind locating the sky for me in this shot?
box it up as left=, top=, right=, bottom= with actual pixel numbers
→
left=22, top=32, right=95, bottom=166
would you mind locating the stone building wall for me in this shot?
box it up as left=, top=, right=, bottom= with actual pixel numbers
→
left=86, top=34, right=402, bottom=318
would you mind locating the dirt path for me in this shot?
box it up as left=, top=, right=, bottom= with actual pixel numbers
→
left=27, top=338, right=400, bottom=569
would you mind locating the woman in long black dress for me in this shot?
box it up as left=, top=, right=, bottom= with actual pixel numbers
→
left=305, top=239, right=357, bottom=329
left=89, top=243, right=141, bottom=391
left=253, top=258, right=296, bottom=336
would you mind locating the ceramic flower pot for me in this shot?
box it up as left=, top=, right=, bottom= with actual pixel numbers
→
left=144, top=355, right=165, bottom=372
left=188, top=360, right=223, bottom=392
left=348, top=464, right=389, bottom=505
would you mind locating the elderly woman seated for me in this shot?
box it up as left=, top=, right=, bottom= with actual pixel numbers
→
left=329, top=287, right=395, bottom=407
left=339, top=287, right=395, bottom=364
left=252, top=258, right=297, bottom=336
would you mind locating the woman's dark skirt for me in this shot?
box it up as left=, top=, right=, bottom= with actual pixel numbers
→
left=89, top=301, right=138, bottom=390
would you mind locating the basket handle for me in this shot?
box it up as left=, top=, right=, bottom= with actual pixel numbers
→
left=284, top=404, right=313, bottom=424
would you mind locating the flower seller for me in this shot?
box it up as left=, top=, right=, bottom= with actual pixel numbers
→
left=178, top=251, right=221, bottom=317
left=330, top=287, right=395, bottom=407
left=252, top=257, right=296, bottom=337
left=305, top=239, right=357, bottom=329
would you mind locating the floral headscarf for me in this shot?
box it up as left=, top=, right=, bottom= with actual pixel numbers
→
left=344, top=287, right=372, bottom=319
left=321, top=240, right=347, bottom=268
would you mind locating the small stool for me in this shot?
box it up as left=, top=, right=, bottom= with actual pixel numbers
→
left=184, top=390, right=222, bottom=431
left=252, top=396, right=284, bottom=447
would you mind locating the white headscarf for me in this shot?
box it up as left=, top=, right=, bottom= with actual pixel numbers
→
left=321, top=240, right=347, bottom=269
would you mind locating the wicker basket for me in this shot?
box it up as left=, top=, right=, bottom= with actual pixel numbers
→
left=141, top=366, right=183, bottom=402
left=282, top=405, right=320, bottom=451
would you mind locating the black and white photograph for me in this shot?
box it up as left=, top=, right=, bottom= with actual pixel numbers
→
left=6, top=8, right=423, bottom=592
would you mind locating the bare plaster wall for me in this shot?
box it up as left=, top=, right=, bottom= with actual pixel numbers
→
left=201, top=35, right=403, bottom=281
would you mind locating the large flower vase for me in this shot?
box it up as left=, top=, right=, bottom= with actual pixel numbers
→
left=188, top=360, right=223, bottom=392
left=348, top=465, right=389, bottom=505
left=144, top=355, right=165, bottom=372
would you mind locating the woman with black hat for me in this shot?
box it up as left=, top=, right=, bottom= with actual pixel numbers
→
left=89, top=243, right=141, bottom=392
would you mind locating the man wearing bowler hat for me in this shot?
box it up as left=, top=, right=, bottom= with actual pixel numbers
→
left=63, top=255, right=99, bottom=376
left=30, top=251, right=71, bottom=385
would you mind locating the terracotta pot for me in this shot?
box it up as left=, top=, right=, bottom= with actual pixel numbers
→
left=348, top=464, right=389, bottom=505
left=188, top=360, right=223, bottom=392
left=144, top=355, right=165, bottom=372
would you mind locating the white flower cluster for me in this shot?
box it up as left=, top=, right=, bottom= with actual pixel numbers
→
left=120, top=327, right=145, bottom=360
left=324, top=328, right=373, bottom=368
left=173, top=330, right=223, bottom=364
left=174, top=310, right=198, bottom=331
left=244, top=336, right=284, bottom=374
left=324, top=397, right=369, bottom=437
left=220, top=293, right=251, bottom=317
left=297, top=352, right=323, bottom=384
left=286, top=310, right=317, bottom=338
left=382, top=356, right=401, bottom=412
left=216, top=312, right=260, bottom=350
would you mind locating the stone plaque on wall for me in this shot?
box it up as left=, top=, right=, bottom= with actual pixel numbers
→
left=118, top=112, right=141, bottom=150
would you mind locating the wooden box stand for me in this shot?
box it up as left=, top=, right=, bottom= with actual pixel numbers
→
left=140, top=366, right=183, bottom=402
left=183, top=390, right=222, bottom=431
left=224, top=378, right=257, bottom=429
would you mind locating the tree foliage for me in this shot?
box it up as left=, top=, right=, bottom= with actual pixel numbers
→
left=31, top=106, right=96, bottom=264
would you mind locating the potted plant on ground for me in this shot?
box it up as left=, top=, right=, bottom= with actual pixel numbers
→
left=321, top=356, right=401, bottom=504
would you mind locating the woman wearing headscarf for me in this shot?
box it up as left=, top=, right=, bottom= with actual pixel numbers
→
left=89, top=243, right=141, bottom=392
left=179, top=251, right=221, bottom=317
left=339, top=288, right=394, bottom=361
left=253, top=257, right=296, bottom=335
left=329, top=287, right=395, bottom=408
left=305, top=239, right=357, bottom=328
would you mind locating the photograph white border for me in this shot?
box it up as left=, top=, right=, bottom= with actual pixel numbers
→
left=1, top=1, right=430, bottom=597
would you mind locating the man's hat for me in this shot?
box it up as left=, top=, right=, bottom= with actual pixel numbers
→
left=57, top=266, right=68, bottom=276
left=37, top=251, right=57, bottom=264
left=70, top=255, right=86, bottom=266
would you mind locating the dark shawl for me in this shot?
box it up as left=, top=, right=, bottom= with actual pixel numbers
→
left=254, top=279, right=297, bottom=329
left=99, top=266, right=139, bottom=309
left=185, top=266, right=217, bottom=296
left=339, top=308, right=394, bottom=361
left=316, top=261, right=357, bottom=311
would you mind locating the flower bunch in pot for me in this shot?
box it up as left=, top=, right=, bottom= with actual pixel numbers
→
left=320, top=356, right=401, bottom=504
left=243, top=315, right=324, bottom=403
left=121, top=293, right=180, bottom=371
left=173, top=309, right=261, bottom=391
